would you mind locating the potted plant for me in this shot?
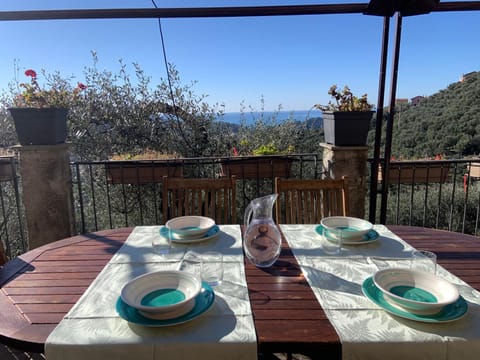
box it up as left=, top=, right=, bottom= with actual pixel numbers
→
left=314, top=85, right=374, bottom=146
left=106, top=150, right=184, bottom=184
left=8, top=69, right=86, bottom=146
left=219, top=143, right=296, bottom=179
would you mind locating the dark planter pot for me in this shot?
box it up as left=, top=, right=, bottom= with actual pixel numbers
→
left=0, top=156, right=15, bottom=182
left=220, top=156, right=296, bottom=179
left=106, top=161, right=184, bottom=184
left=323, top=111, right=374, bottom=146
left=378, top=162, right=451, bottom=184
left=8, top=107, right=68, bottom=146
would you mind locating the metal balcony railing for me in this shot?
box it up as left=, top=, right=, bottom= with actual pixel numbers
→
left=0, top=156, right=26, bottom=259
left=2, top=155, right=480, bottom=260
left=372, top=159, right=480, bottom=235
left=70, top=154, right=323, bottom=233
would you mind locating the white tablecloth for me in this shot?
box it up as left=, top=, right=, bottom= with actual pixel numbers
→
left=281, top=224, right=480, bottom=360
left=45, top=225, right=257, bottom=360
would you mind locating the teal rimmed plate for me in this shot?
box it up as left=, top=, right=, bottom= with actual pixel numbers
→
left=315, top=225, right=379, bottom=245
left=160, top=225, right=220, bottom=244
left=362, top=276, right=468, bottom=323
left=116, top=282, right=215, bottom=327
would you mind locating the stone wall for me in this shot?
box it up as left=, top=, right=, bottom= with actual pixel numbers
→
left=321, top=143, right=369, bottom=219
left=16, top=144, right=75, bottom=249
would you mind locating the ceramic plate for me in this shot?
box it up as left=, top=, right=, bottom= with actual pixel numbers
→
left=166, top=216, right=215, bottom=238
left=373, top=268, right=459, bottom=315
left=321, top=216, right=373, bottom=239
left=116, top=282, right=215, bottom=327
left=315, top=225, right=379, bottom=245
left=362, top=276, right=468, bottom=323
left=120, top=270, right=201, bottom=316
left=160, top=225, right=220, bottom=243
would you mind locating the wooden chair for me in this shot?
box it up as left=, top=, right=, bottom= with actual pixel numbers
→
left=274, top=177, right=349, bottom=224
left=0, top=240, right=8, bottom=266
left=162, top=176, right=237, bottom=224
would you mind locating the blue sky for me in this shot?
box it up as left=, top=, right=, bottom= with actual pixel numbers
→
left=1, top=1, right=479, bottom=112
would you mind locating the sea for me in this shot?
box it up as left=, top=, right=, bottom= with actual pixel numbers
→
left=216, top=109, right=323, bottom=125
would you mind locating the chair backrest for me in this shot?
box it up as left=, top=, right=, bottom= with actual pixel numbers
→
left=162, top=176, right=237, bottom=224
left=0, top=240, right=8, bottom=266
left=274, top=177, right=349, bottom=224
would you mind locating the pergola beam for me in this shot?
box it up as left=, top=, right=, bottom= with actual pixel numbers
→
left=0, top=4, right=368, bottom=21
left=1, top=2, right=479, bottom=21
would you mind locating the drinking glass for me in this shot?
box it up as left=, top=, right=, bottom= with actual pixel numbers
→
left=152, top=228, right=172, bottom=256
left=201, top=251, right=223, bottom=286
left=322, top=227, right=342, bottom=255
left=411, top=249, right=437, bottom=274
left=178, top=251, right=202, bottom=274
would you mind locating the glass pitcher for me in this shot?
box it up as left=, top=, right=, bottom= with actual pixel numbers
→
left=243, top=194, right=282, bottom=268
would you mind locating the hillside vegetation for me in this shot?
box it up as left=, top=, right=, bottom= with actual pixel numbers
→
left=385, top=71, right=480, bottom=159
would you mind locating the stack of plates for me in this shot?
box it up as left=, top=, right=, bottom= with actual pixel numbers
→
left=318, top=216, right=378, bottom=245
left=163, top=216, right=220, bottom=243
left=120, top=270, right=202, bottom=320
left=362, top=268, right=467, bottom=322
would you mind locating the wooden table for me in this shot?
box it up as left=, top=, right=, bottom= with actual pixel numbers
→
left=1, top=226, right=480, bottom=358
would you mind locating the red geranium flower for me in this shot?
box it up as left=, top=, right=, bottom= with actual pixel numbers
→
left=25, top=69, right=37, bottom=78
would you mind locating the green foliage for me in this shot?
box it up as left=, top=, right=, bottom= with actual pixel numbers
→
left=386, top=71, right=480, bottom=159
left=314, top=85, right=373, bottom=112
left=227, top=99, right=315, bottom=157
left=251, top=143, right=295, bottom=156
left=68, top=54, right=230, bottom=160
left=0, top=54, right=233, bottom=160
left=252, top=143, right=280, bottom=155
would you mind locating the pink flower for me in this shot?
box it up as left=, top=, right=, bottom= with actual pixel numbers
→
left=77, top=82, right=87, bottom=90
left=232, top=147, right=239, bottom=156
left=25, top=69, right=37, bottom=78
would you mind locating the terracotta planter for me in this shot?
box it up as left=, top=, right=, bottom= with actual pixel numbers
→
left=106, top=161, right=184, bottom=184
left=378, top=162, right=451, bottom=184
left=323, top=111, right=374, bottom=146
left=220, top=156, right=295, bottom=179
left=8, top=107, right=68, bottom=145
left=0, top=156, right=15, bottom=182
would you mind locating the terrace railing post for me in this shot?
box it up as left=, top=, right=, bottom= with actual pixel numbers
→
left=320, top=143, right=369, bottom=219
left=15, top=144, right=75, bottom=249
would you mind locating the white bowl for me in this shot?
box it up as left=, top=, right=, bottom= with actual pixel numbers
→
left=121, top=270, right=202, bottom=319
left=321, top=216, right=373, bottom=242
left=165, top=216, right=215, bottom=239
left=373, top=268, right=459, bottom=315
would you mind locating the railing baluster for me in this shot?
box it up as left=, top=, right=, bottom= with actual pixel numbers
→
left=75, top=162, right=86, bottom=234
left=88, top=163, right=98, bottom=231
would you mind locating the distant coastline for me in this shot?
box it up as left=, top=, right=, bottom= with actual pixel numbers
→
left=216, top=109, right=323, bottom=125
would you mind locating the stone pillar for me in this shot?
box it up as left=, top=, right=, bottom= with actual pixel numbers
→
left=16, top=144, right=75, bottom=249
left=320, top=143, right=369, bottom=219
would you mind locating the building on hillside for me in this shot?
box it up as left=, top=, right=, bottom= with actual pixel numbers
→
left=383, top=98, right=408, bottom=113
left=460, top=72, right=476, bottom=82
left=411, top=96, right=425, bottom=106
